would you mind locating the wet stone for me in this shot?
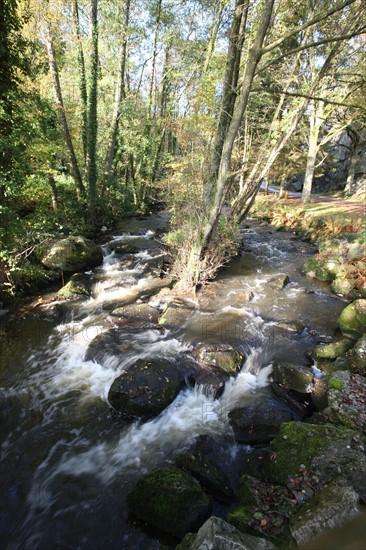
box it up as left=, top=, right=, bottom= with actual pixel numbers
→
left=108, top=357, right=187, bottom=420
left=127, top=466, right=210, bottom=539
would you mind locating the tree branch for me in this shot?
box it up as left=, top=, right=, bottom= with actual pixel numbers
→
left=261, top=0, right=359, bottom=54
left=257, top=27, right=366, bottom=75
left=250, top=87, right=366, bottom=111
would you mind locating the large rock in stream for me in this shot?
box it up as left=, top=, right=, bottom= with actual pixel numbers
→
left=37, top=236, right=103, bottom=272
left=108, top=357, right=188, bottom=420
left=193, top=343, right=244, bottom=374
left=57, top=273, right=91, bottom=298
left=272, top=362, right=328, bottom=411
left=228, top=393, right=297, bottom=444
left=127, top=467, right=210, bottom=538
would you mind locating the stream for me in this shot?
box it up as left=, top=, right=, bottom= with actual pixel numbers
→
left=0, top=213, right=348, bottom=549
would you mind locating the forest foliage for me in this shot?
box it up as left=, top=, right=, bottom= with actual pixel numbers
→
left=0, top=0, right=365, bottom=300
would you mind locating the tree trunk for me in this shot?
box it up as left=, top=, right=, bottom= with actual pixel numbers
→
left=302, top=101, right=323, bottom=203
left=279, top=176, right=286, bottom=199
left=345, top=129, right=361, bottom=195
left=45, top=28, right=84, bottom=197
left=103, top=0, right=130, bottom=193
left=72, top=0, right=88, bottom=166
left=49, top=174, right=58, bottom=211
left=87, top=0, right=99, bottom=228
left=177, top=0, right=275, bottom=289
left=209, top=0, right=248, bottom=189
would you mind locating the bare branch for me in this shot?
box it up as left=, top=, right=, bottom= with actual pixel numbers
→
left=261, top=0, right=359, bottom=54
left=249, top=87, right=366, bottom=111
left=257, top=27, right=366, bottom=75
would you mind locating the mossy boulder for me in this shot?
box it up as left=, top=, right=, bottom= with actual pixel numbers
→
left=108, top=358, right=187, bottom=420
left=193, top=343, right=243, bottom=374
left=289, top=482, right=360, bottom=547
left=337, top=299, right=366, bottom=339
left=303, top=256, right=341, bottom=282
left=127, top=467, right=210, bottom=538
left=327, top=370, right=366, bottom=433
left=310, top=339, right=354, bottom=361
left=272, top=362, right=313, bottom=394
left=177, top=516, right=277, bottom=550
left=175, top=450, right=233, bottom=503
left=37, top=236, right=103, bottom=272
left=269, top=422, right=363, bottom=486
left=57, top=273, right=91, bottom=298
left=158, top=299, right=196, bottom=327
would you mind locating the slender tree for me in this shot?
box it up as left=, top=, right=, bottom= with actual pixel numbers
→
left=87, top=0, right=99, bottom=227
left=103, top=0, right=131, bottom=194
left=45, top=24, right=84, bottom=197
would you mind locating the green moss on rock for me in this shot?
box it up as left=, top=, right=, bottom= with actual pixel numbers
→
left=37, top=236, right=103, bottom=272
left=269, top=422, right=355, bottom=485
left=57, top=273, right=90, bottom=298
left=310, top=339, right=353, bottom=361
left=127, top=466, right=210, bottom=538
left=303, top=257, right=340, bottom=282
left=337, top=299, right=366, bottom=339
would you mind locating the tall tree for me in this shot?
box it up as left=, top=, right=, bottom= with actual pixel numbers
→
left=45, top=23, right=84, bottom=197
left=102, top=0, right=131, bottom=195
left=72, top=0, right=88, bottom=165
left=87, top=0, right=99, bottom=227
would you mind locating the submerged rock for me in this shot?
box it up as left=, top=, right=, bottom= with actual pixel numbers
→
left=108, top=358, right=187, bottom=419
left=193, top=343, right=244, bottom=374
left=337, top=299, right=366, bottom=339
left=37, top=236, right=103, bottom=272
left=289, top=482, right=360, bottom=546
left=175, top=450, right=233, bottom=503
left=127, top=467, right=210, bottom=538
left=176, top=516, right=277, bottom=550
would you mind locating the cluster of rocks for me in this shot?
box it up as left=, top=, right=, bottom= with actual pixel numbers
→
left=115, top=294, right=366, bottom=548
left=302, top=237, right=366, bottom=300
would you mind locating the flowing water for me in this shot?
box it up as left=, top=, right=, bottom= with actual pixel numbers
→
left=0, top=213, right=348, bottom=549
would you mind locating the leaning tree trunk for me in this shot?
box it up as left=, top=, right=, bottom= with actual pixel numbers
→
left=45, top=28, right=84, bottom=198
left=180, top=0, right=275, bottom=289
left=87, top=0, right=99, bottom=228
left=208, top=0, right=248, bottom=190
